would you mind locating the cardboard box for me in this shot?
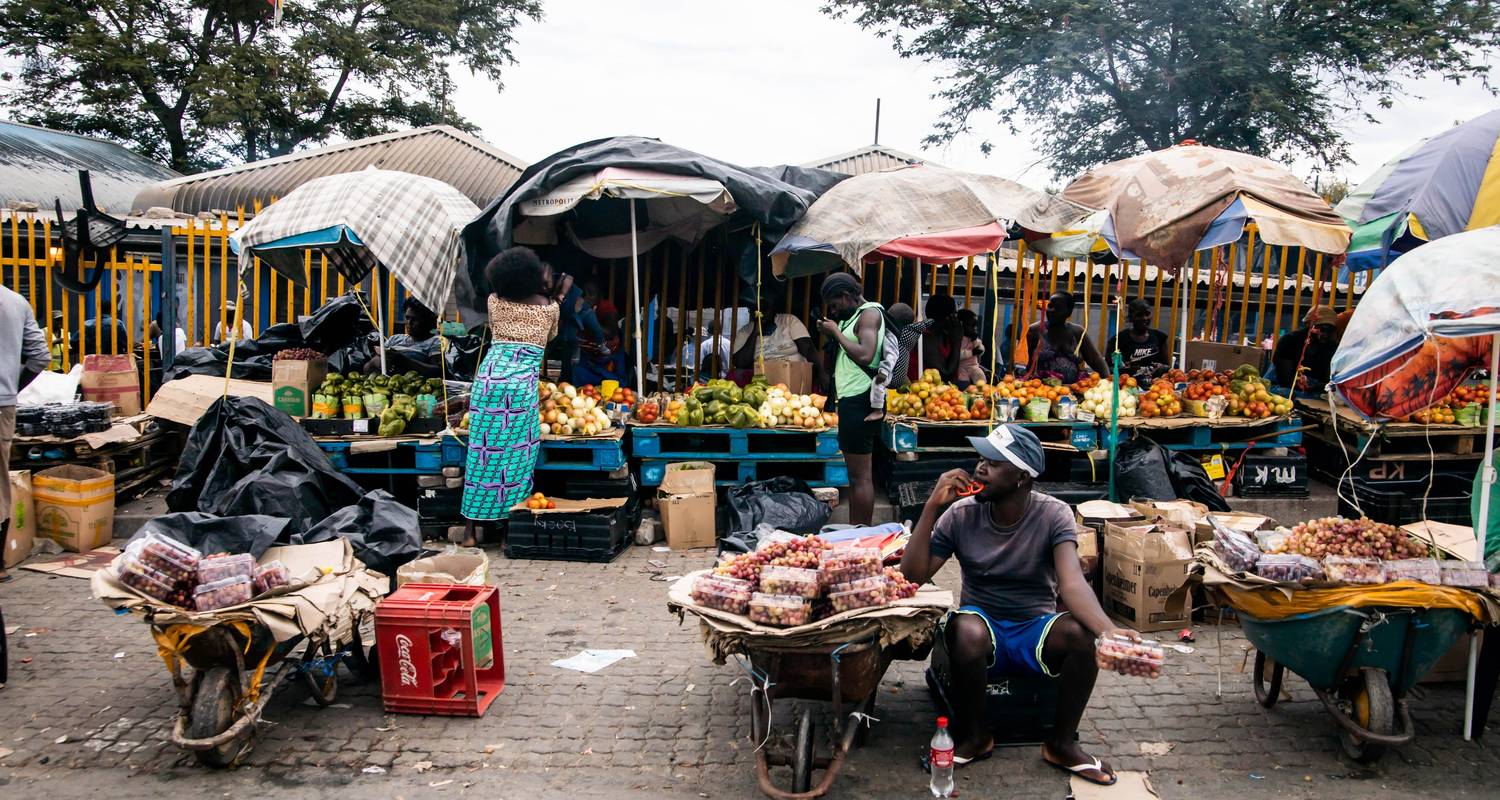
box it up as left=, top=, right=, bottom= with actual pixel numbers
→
left=32, top=464, right=115, bottom=553
left=7, top=470, right=36, bottom=569
left=1102, top=521, right=1193, bottom=633
left=81, top=353, right=141, bottom=416
left=396, top=548, right=490, bottom=587
left=658, top=461, right=717, bottom=550
left=271, top=358, right=329, bottom=418
left=1185, top=340, right=1263, bottom=374
left=762, top=359, right=813, bottom=395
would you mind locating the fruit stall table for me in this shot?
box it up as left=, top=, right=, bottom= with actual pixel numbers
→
left=628, top=422, right=848, bottom=488
left=1101, top=413, right=1306, bottom=452
left=880, top=416, right=1100, bottom=459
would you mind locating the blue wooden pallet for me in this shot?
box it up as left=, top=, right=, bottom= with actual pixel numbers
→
left=640, top=457, right=848, bottom=488
left=631, top=424, right=840, bottom=459
left=315, top=439, right=445, bottom=475
left=1102, top=415, right=1303, bottom=452
left=882, top=419, right=1099, bottom=454
left=440, top=432, right=626, bottom=472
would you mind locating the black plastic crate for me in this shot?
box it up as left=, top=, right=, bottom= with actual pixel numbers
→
left=505, top=497, right=637, bottom=563
left=418, top=486, right=463, bottom=526
left=1234, top=452, right=1309, bottom=498
left=1336, top=473, right=1472, bottom=526
left=894, top=480, right=935, bottom=524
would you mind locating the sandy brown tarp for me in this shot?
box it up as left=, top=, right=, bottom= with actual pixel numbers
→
left=92, top=538, right=387, bottom=643
left=1063, top=144, right=1349, bottom=269
left=667, top=570, right=952, bottom=664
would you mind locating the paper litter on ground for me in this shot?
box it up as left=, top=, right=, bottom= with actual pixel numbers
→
left=551, top=649, right=637, bottom=673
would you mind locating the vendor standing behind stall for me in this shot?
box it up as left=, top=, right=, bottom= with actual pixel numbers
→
left=1026, top=292, right=1110, bottom=383
left=1271, top=306, right=1340, bottom=395
left=460, top=247, right=559, bottom=548
left=731, top=300, right=826, bottom=390
left=902, top=425, right=1136, bottom=786
left=921, top=293, right=963, bottom=383
left=0, top=285, right=50, bottom=582
left=816, top=273, right=884, bottom=526
left=1104, top=298, right=1171, bottom=380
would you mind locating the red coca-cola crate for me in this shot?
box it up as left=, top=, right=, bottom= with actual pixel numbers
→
left=375, top=582, right=505, bottom=716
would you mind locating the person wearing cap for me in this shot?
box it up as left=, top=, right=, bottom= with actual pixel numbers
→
left=816, top=272, right=885, bottom=525
left=47, top=310, right=66, bottom=371
left=1270, top=306, right=1340, bottom=395
left=213, top=300, right=254, bottom=344
left=902, top=424, right=1136, bottom=786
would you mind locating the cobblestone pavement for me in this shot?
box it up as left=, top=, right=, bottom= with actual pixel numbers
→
left=1, top=541, right=1497, bottom=800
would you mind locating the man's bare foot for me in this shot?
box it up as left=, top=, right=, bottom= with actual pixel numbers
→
left=954, top=734, right=994, bottom=762
left=1041, top=739, right=1115, bottom=786
left=863, top=409, right=884, bottom=423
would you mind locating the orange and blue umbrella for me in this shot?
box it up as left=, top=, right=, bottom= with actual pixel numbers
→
left=1338, top=109, right=1500, bottom=271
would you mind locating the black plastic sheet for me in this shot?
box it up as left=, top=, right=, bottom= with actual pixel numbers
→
left=163, top=294, right=376, bottom=382
left=126, top=512, right=290, bottom=559
left=721, top=476, right=830, bottom=536
left=291, top=489, right=423, bottom=575
left=1112, top=437, right=1177, bottom=501
left=1167, top=450, right=1231, bottom=512
left=166, top=396, right=365, bottom=535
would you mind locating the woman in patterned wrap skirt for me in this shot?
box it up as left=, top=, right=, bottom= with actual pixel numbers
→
left=461, top=247, right=561, bottom=546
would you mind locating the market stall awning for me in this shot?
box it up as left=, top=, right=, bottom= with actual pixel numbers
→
left=1058, top=141, right=1350, bottom=269
left=769, top=165, right=1093, bottom=277
left=230, top=167, right=480, bottom=314
left=1337, top=109, right=1500, bottom=271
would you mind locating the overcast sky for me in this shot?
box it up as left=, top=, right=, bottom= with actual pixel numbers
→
left=452, top=0, right=1497, bottom=188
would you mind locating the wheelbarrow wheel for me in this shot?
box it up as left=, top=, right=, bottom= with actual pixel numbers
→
left=792, top=705, right=815, bottom=794
left=187, top=666, right=247, bottom=768
left=1253, top=651, right=1284, bottom=709
left=1339, top=667, right=1394, bottom=763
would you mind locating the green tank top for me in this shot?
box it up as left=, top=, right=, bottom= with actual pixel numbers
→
left=834, top=301, right=885, bottom=399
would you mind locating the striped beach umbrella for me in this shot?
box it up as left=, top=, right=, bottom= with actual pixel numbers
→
left=1338, top=110, right=1500, bottom=270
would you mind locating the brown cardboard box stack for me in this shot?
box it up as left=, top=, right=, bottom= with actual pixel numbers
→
left=658, top=462, right=717, bottom=550
left=272, top=358, right=329, bottom=417
left=1102, top=521, right=1194, bottom=633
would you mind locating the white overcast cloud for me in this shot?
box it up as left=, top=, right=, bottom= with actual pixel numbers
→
left=452, top=0, right=1497, bottom=188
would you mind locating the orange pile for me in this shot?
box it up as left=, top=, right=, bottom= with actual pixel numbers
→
left=524, top=492, right=557, bottom=510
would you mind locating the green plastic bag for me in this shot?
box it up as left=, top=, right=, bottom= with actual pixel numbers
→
left=1024, top=397, right=1052, bottom=423
left=1456, top=402, right=1481, bottom=428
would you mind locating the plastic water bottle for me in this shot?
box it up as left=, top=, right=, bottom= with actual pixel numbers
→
left=929, top=716, right=955, bottom=797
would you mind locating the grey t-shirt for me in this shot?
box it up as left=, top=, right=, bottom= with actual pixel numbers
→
left=929, top=492, right=1078, bottom=621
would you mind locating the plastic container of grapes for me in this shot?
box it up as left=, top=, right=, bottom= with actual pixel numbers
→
left=690, top=574, right=754, bottom=614
left=754, top=529, right=801, bottom=553
left=759, top=566, right=820, bottom=599
left=748, top=593, right=811, bottom=627
left=818, top=546, right=882, bottom=586
left=1322, top=555, right=1386, bottom=585
left=193, top=575, right=254, bottom=612
left=1438, top=560, right=1490, bottom=588
left=253, top=560, right=291, bottom=595
left=1385, top=558, right=1441, bottom=585
left=125, top=532, right=201, bottom=584
left=828, top=584, right=892, bottom=614
left=1253, top=554, right=1324, bottom=583
left=197, top=553, right=256, bottom=583
left=118, top=559, right=191, bottom=606
left=1094, top=634, right=1164, bottom=679
left=1211, top=530, right=1262, bottom=573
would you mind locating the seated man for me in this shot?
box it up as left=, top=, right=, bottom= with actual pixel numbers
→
left=365, top=298, right=443, bottom=377
left=902, top=424, right=1136, bottom=787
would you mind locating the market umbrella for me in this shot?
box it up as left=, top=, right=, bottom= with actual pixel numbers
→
left=768, top=164, right=1093, bottom=277
left=1338, top=109, right=1500, bottom=271
left=1328, top=224, right=1500, bottom=739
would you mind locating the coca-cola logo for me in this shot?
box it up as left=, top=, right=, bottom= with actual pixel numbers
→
left=395, top=634, right=418, bottom=688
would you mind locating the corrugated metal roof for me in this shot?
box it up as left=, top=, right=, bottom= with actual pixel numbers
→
left=131, top=125, right=528, bottom=214
left=0, top=120, right=180, bottom=214
left=803, top=144, right=935, bottom=176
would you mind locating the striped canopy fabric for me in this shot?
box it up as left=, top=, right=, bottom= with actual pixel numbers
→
left=769, top=165, right=1092, bottom=277
left=1332, top=225, right=1500, bottom=420
left=1338, top=110, right=1500, bottom=271
left=230, top=167, right=481, bottom=313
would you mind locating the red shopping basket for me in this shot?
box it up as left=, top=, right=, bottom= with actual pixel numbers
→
left=375, top=582, right=505, bottom=716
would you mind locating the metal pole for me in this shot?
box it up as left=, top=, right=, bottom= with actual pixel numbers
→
left=1179, top=268, right=1191, bottom=371
left=629, top=200, right=646, bottom=397
left=1463, top=331, right=1499, bottom=740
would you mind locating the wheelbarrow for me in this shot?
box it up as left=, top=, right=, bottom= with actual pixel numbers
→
left=1241, top=604, right=1471, bottom=762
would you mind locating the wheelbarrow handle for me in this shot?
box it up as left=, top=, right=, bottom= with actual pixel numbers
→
left=1314, top=689, right=1417, bottom=748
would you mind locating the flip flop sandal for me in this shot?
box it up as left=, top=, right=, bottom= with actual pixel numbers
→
left=1045, top=755, right=1116, bottom=786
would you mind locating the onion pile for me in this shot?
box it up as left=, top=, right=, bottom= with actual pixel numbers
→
left=1273, top=516, right=1427, bottom=560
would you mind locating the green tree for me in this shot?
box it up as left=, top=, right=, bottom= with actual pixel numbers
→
left=823, top=1, right=1500, bottom=177
left=1, top=0, right=542, bottom=173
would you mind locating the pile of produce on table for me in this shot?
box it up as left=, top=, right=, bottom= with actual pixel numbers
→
left=692, top=534, right=919, bottom=627
left=1212, top=515, right=1497, bottom=589
left=116, top=532, right=292, bottom=612
left=631, top=375, right=838, bottom=429
left=272, top=347, right=325, bottom=362
left=538, top=382, right=617, bottom=436
left=311, top=371, right=440, bottom=435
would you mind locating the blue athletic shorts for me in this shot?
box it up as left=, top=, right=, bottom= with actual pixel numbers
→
left=944, top=605, right=1064, bottom=679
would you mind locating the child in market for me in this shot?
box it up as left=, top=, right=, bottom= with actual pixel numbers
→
left=864, top=303, right=913, bottom=422
left=956, top=309, right=988, bottom=386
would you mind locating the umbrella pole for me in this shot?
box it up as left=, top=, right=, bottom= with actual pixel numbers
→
left=1463, top=331, right=1499, bottom=741
left=1179, top=266, right=1191, bottom=371
left=377, top=294, right=388, bottom=375
left=629, top=200, right=646, bottom=397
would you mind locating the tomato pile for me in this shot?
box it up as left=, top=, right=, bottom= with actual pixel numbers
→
left=1139, top=380, right=1182, bottom=418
